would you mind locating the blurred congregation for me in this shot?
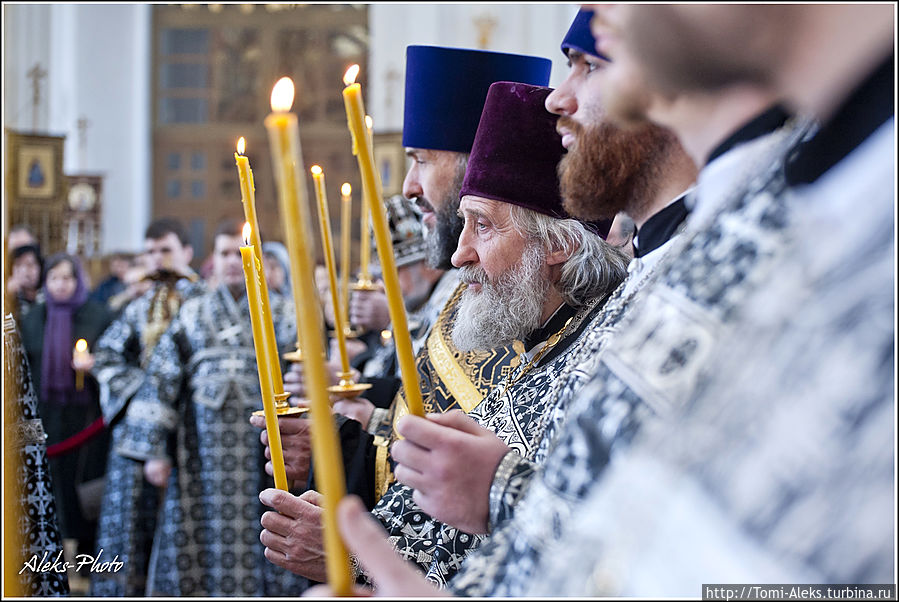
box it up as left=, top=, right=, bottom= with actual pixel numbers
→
left=2, top=3, right=895, bottom=599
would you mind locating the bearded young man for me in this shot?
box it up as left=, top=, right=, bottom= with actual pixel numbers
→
left=358, top=8, right=699, bottom=551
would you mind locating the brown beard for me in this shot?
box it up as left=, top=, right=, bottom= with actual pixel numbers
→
left=559, top=117, right=680, bottom=221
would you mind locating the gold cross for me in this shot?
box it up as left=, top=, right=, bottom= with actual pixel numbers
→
left=27, top=63, right=47, bottom=131
left=473, top=13, right=498, bottom=50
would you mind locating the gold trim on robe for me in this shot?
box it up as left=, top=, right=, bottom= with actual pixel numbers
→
left=375, top=284, right=523, bottom=497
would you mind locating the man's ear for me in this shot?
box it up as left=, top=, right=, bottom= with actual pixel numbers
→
left=184, top=245, right=194, bottom=265
left=545, top=244, right=572, bottom=266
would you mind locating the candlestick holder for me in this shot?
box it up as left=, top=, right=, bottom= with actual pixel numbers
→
left=282, top=343, right=304, bottom=363
left=342, top=325, right=364, bottom=339
left=253, top=391, right=308, bottom=417
left=327, top=371, right=372, bottom=399
left=351, top=276, right=377, bottom=291
left=328, top=326, right=364, bottom=340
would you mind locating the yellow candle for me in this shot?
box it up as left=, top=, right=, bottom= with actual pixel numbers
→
left=340, top=183, right=352, bottom=332
left=73, top=338, right=88, bottom=391
left=264, top=76, right=352, bottom=595
left=240, top=229, right=289, bottom=492
left=235, top=137, right=285, bottom=393
left=342, top=65, right=424, bottom=417
left=358, top=115, right=373, bottom=284
left=311, top=166, right=352, bottom=376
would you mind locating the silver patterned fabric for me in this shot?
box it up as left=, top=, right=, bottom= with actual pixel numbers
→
left=367, top=294, right=612, bottom=588
left=449, top=120, right=815, bottom=596
left=4, top=314, right=69, bottom=596
left=89, top=276, right=205, bottom=597
left=114, top=286, right=307, bottom=596
left=530, top=118, right=895, bottom=596
left=485, top=223, right=682, bottom=531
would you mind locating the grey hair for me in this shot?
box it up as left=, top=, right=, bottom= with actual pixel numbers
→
left=508, top=204, right=629, bottom=307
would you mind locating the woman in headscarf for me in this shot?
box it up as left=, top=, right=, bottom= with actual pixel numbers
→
left=262, top=240, right=292, bottom=299
left=19, top=253, right=114, bottom=559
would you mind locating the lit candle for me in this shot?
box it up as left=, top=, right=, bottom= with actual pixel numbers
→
left=240, top=224, right=289, bottom=492
left=235, top=136, right=285, bottom=393
left=340, top=183, right=353, bottom=335
left=342, top=64, right=424, bottom=418
left=73, top=338, right=88, bottom=391
left=311, top=166, right=352, bottom=377
left=264, top=76, right=352, bottom=595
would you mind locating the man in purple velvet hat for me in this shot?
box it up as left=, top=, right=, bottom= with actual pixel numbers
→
left=257, top=80, right=631, bottom=587
left=254, top=45, right=569, bottom=583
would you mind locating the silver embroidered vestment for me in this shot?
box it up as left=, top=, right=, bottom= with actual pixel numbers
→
left=116, top=286, right=307, bottom=596
left=368, top=296, right=610, bottom=588
left=449, top=121, right=813, bottom=596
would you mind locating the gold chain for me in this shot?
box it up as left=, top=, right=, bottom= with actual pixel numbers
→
left=499, top=316, right=574, bottom=398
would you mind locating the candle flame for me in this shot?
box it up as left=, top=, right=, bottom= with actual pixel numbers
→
left=243, top=222, right=252, bottom=245
left=341, top=183, right=352, bottom=196
left=237, top=136, right=246, bottom=154
left=311, top=165, right=323, bottom=175
left=75, top=339, right=88, bottom=352
left=271, top=77, right=295, bottom=112
left=343, top=64, right=360, bottom=86
left=365, top=115, right=373, bottom=130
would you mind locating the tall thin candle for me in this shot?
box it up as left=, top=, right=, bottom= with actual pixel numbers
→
left=342, top=65, right=424, bottom=417
left=240, top=224, right=289, bottom=492
left=235, top=137, right=285, bottom=392
left=311, top=166, right=352, bottom=376
left=264, top=76, right=352, bottom=595
left=340, top=183, right=353, bottom=334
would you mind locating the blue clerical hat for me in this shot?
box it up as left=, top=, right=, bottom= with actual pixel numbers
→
left=561, top=8, right=609, bottom=61
left=402, top=45, right=552, bottom=153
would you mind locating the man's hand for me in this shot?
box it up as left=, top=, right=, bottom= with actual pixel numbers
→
left=332, top=396, right=375, bottom=427
left=144, top=458, right=171, bottom=487
left=72, top=352, right=95, bottom=372
left=249, top=414, right=311, bottom=484
left=303, top=496, right=446, bottom=597
left=391, top=411, right=510, bottom=534
left=284, top=352, right=345, bottom=406
left=259, top=488, right=327, bottom=582
left=349, top=288, right=391, bottom=333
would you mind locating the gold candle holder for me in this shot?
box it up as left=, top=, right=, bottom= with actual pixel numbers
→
left=311, top=164, right=372, bottom=401
left=252, top=392, right=308, bottom=417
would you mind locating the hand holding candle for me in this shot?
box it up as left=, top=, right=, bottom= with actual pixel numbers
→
left=342, top=64, right=424, bottom=418
left=73, top=338, right=89, bottom=391
left=240, top=223, right=289, bottom=492
left=265, top=76, right=352, bottom=595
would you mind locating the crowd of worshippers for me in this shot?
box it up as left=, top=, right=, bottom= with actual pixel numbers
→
left=4, top=4, right=893, bottom=597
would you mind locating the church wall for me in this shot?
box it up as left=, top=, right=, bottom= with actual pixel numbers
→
left=5, top=3, right=580, bottom=256
left=369, top=3, right=579, bottom=133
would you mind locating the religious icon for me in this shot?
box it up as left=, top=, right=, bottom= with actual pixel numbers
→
left=27, top=158, right=45, bottom=188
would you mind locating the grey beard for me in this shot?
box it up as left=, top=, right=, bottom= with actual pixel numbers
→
left=452, top=244, right=548, bottom=351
